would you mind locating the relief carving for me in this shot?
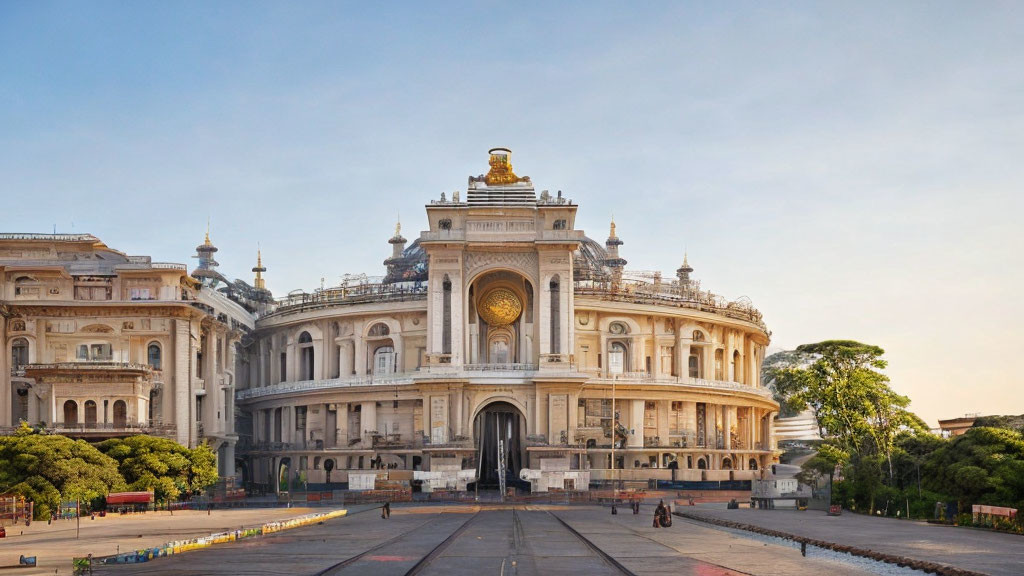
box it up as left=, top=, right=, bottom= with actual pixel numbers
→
left=464, top=252, right=538, bottom=281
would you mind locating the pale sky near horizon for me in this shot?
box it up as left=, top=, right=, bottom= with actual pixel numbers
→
left=2, top=2, right=1022, bottom=427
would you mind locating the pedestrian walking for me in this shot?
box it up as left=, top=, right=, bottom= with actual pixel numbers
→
left=381, top=501, right=391, bottom=519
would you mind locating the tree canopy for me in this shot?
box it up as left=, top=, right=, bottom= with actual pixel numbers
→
left=766, top=340, right=925, bottom=467
left=96, top=435, right=218, bottom=503
left=0, top=423, right=125, bottom=519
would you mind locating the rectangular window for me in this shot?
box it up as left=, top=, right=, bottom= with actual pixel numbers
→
left=130, top=288, right=152, bottom=300
left=295, top=406, right=307, bottom=430
left=280, top=352, right=287, bottom=382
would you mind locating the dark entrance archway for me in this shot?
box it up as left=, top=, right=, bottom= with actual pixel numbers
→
left=473, top=401, right=525, bottom=489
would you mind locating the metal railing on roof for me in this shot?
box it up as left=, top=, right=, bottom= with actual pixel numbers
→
left=573, top=279, right=766, bottom=331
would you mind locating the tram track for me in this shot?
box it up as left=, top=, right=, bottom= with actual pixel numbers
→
left=401, top=510, right=481, bottom=576
left=546, top=510, right=638, bottom=576
left=313, top=510, right=478, bottom=576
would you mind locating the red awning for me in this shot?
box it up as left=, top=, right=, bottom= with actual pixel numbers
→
left=106, top=492, right=154, bottom=505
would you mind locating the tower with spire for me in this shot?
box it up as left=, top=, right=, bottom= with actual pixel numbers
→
left=194, top=221, right=220, bottom=272
left=677, top=251, right=693, bottom=284
left=252, top=248, right=267, bottom=290
left=603, top=217, right=627, bottom=286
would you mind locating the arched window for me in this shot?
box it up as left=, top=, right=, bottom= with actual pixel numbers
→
left=749, top=458, right=758, bottom=471
left=11, top=337, right=29, bottom=369
left=84, top=400, right=97, bottom=425
left=696, top=457, right=707, bottom=470
left=63, top=400, right=78, bottom=425
left=722, top=457, right=733, bottom=470
left=368, top=323, right=390, bottom=337
left=549, top=276, right=560, bottom=354
left=608, top=341, right=627, bottom=374
left=373, top=345, right=395, bottom=375
left=147, top=343, right=162, bottom=370
left=733, top=350, right=742, bottom=383
left=113, top=400, right=127, bottom=427
left=298, top=331, right=314, bottom=380
left=715, top=349, right=724, bottom=380
left=688, top=347, right=700, bottom=378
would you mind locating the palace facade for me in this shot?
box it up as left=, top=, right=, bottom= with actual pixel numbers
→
left=234, top=149, right=778, bottom=492
left=2, top=149, right=778, bottom=492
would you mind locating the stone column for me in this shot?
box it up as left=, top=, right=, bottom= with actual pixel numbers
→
left=221, top=441, right=236, bottom=478
left=354, top=336, right=367, bottom=376
left=27, top=388, right=38, bottom=425
left=657, top=400, right=670, bottom=445
left=174, top=320, right=190, bottom=446
left=0, top=316, right=8, bottom=426
left=673, top=321, right=683, bottom=378
left=335, top=403, right=348, bottom=446
left=722, top=406, right=732, bottom=450
left=313, top=334, right=325, bottom=380
left=684, top=401, right=697, bottom=447
left=361, top=401, right=377, bottom=443
left=627, top=400, right=644, bottom=448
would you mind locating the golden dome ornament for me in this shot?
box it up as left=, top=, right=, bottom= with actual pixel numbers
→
left=478, top=288, right=523, bottom=327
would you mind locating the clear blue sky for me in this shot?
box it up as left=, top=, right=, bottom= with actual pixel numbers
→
left=2, top=2, right=1022, bottom=426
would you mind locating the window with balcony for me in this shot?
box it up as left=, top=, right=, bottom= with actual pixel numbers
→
left=77, top=343, right=113, bottom=362
left=11, top=338, right=29, bottom=369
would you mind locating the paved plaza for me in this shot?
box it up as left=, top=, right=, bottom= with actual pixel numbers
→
left=87, top=503, right=914, bottom=576
left=0, top=507, right=320, bottom=575
left=5, top=502, right=1022, bottom=575
left=679, top=506, right=1024, bottom=576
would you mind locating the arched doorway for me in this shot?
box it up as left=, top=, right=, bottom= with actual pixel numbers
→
left=84, top=400, right=97, bottom=425
left=113, top=400, right=127, bottom=427
left=473, top=401, right=525, bottom=488
left=63, top=400, right=78, bottom=425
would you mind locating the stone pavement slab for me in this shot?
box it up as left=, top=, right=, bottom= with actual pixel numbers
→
left=0, top=506, right=322, bottom=576
left=556, top=505, right=885, bottom=576
left=680, top=507, right=1024, bottom=576
left=86, top=504, right=899, bottom=576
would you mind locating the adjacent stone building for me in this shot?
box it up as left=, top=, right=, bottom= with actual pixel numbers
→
left=0, top=232, right=261, bottom=476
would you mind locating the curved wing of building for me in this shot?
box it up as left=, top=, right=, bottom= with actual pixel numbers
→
left=234, top=149, right=779, bottom=493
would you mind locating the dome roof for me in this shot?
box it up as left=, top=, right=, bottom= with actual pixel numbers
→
left=574, top=236, right=612, bottom=281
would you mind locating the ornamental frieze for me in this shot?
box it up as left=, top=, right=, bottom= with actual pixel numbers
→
left=464, top=251, right=538, bottom=282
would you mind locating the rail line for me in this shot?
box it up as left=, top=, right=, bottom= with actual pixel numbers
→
left=313, top=509, right=474, bottom=576
left=546, top=510, right=637, bottom=576
left=401, top=511, right=481, bottom=576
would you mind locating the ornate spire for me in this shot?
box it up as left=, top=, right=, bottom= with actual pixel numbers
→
left=677, top=250, right=694, bottom=284
left=609, top=216, right=617, bottom=239
left=203, top=218, right=213, bottom=247
left=252, top=247, right=267, bottom=290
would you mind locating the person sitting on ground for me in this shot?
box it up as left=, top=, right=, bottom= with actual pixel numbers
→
left=654, top=500, right=667, bottom=527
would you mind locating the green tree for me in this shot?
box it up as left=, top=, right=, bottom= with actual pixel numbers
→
left=97, top=436, right=219, bottom=502
left=924, top=427, right=1024, bottom=511
left=767, top=340, right=920, bottom=478
left=0, top=428, right=125, bottom=520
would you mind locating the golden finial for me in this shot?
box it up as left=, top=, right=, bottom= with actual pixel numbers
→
left=203, top=218, right=212, bottom=246
left=395, top=220, right=401, bottom=237
left=484, top=147, right=525, bottom=186
left=609, top=216, right=617, bottom=239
